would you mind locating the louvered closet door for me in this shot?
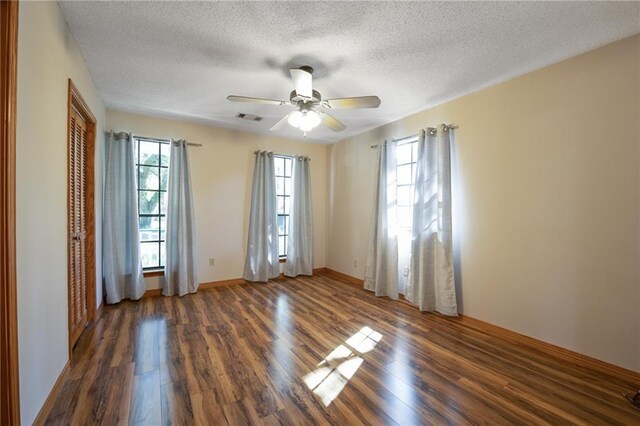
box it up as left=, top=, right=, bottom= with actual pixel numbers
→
left=68, top=107, right=89, bottom=348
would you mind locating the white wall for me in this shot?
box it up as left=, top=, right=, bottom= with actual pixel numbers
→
left=16, top=2, right=105, bottom=424
left=327, top=35, right=640, bottom=372
left=106, top=110, right=328, bottom=290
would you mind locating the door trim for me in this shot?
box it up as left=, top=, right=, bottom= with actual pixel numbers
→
left=0, top=0, right=20, bottom=424
left=67, top=80, right=97, bottom=356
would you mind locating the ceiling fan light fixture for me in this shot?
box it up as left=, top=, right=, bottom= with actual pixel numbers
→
left=288, top=110, right=303, bottom=128
left=288, top=109, right=321, bottom=132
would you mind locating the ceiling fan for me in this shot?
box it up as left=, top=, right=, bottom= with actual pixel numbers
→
left=227, top=66, right=380, bottom=135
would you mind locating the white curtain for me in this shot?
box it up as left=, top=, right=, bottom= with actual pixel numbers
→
left=163, top=139, right=198, bottom=296
left=285, top=156, right=313, bottom=277
left=102, top=131, right=146, bottom=304
left=243, top=151, right=279, bottom=282
left=364, top=141, right=399, bottom=299
left=406, top=127, right=457, bottom=316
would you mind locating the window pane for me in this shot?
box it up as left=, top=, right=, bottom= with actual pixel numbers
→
left=277, top=196, right=285, bottom=215
left=398, top=206, right=413, bottom=228
left=285, top=158, right=292, bottom=177
left=160, top=192, right=167, bottom=215
left=275, top=157, right=285, bottom=176
left=277, top=215, right=286, bottom=235
left=141, top=242, right=160, bottom=268
left=412, top=141, right=418, bottom=161
left=140, top=216, right=159, bottom=241
left=139, top=141, right=160, bottom=166
left=397, top=143, right=412, bottom=165
left=279, top=235, right=286, bottom=257
left=283, top=197, right=289, bottom=215
left=160, top=241, right=166, bottom=267
left=139, top=165, right=159, bottom=190
left=139, top=191, right=160, bottom=214
left=276, top=177, right=284, bottom=195
left=160, top=168, right=168, bottom=190
left=397, top=185, right=413, bottom=207
left=397, top=164, right=413, bottom=185
left=161, top=143, right=170, bottom=166
left=140, top=229, right=159, bottom=242
left=139, top=215, right=153, bottom=232
left=153, top=215, right=161, bottom=229
left=284, top=177, right=291, bottom=196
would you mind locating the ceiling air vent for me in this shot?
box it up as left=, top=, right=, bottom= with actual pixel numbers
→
left=236, top=113, right=263, bottom=122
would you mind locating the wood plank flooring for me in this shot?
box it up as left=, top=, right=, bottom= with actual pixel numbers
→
left=45, top=275, right=640, bottom=425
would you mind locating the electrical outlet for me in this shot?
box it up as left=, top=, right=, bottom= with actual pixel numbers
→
left=403, top=266, right=409, bottom=277
left=353, top=260, right=358, bottom=268
left=209, top=258, right=215, bottom=266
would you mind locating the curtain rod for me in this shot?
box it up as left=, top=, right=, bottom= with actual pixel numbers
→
left=136, top=135, right=202, bottom=147
left=253, top=150, right=311, bottom=161
left=369, top=124, right=458, bottom=149
left=108, top=132, right=203, bottom=147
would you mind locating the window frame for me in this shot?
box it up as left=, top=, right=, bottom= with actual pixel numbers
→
left=395, top=135, right=419, bottom=230
left=134, top=136, right=170, bottom=270
left=274, top=154, right=293, bottom=259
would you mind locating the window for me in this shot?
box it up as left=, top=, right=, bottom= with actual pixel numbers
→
left=135, top=137, right=170, bottom=269
left=396, top=136, right=419, bottom=228
left=274, top=155, right=293, bottom=258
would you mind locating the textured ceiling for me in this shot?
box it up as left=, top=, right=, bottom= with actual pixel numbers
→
left=58, top=1, right=640, bottom=144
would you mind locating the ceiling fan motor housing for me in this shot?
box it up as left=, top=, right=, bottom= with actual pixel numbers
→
left=290, top=89, right=322, bottom=104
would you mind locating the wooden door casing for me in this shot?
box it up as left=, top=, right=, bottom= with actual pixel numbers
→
left=0, top=0, right=20, bottom=423
left=67, top=81, right=96, bottom=354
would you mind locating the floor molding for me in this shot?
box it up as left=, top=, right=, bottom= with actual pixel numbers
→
left=200, top=278, right=246, bottom=289
left=32, top=361, right=70, bottom=426
left=312, top=267, right=327, bottom=276
left=452, top=314, right=640, bottom=384
left=320, top=267, right=364, bottom=288
left=142, top=288, right=163, bottom=298
left=317, top=268, right=640, bottom=383
left=142, top=268, right=331, bottom=298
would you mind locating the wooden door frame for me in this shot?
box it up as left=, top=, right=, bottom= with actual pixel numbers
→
left=67, top=80, right=97, bottom=356
left=0, top=0, right=20, bottom=424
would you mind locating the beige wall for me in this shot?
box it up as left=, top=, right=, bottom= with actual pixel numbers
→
left=106, top=110, right=328, bottom=290
left=327, top=35, right=640, bottom=372
left=16, top=2, right=106, bottom=424
left=14, top=5, right=638, bottom=424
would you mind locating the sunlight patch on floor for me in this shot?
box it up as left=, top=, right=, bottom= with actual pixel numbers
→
left=303, top=326, right=382, bottom=406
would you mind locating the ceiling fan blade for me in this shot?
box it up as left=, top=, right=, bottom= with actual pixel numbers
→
left=319, top=112, right=347, bottom=132
left=325, top=96, right=381, bottom=109
left=270, top=113, right=292, bottom=131
left=227, top=95, right=287, bottom=106
left=290, top=68, right=313, bottom=98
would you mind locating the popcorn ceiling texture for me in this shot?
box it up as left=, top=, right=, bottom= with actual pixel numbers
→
left=58, top=1, right=640, bottom=144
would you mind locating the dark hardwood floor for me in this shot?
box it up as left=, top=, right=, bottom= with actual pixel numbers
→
left=45, top=275, right=639, bottom=425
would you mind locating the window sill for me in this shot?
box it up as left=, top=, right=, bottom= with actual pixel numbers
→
left=143, top=269, right=164, bottom=278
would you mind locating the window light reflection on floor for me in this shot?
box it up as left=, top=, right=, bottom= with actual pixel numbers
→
left=303, top=326, right=382, bottom=406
